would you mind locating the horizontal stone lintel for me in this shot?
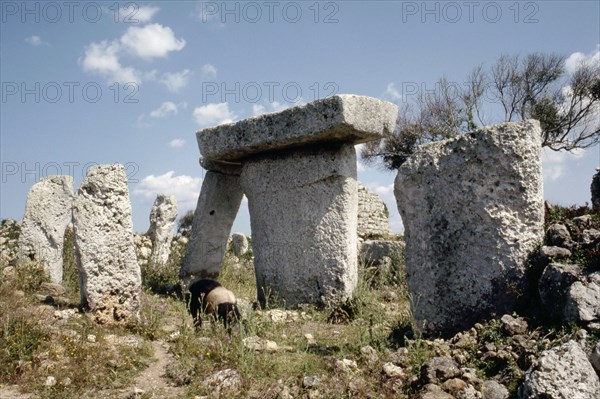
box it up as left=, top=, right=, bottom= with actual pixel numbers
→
left=197, top=94, right=398, bottom=162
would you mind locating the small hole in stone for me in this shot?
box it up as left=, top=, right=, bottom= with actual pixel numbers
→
left=210, top=210, right=215, bottom=215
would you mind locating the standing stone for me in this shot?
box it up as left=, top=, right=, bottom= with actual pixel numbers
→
left=231, top=233, right=249, bottom=257
left=147, top=194, right=178, bottom=265
left=357, top=183, right=392, bottom=239
left=518, top=340, right=600, bottom=399
left=395, top=120, right=544, bottom=336
left=241, top=143, right=358, bottom=307
left=592, top=167, right=600, bottom=210
left=18, top=176, right=73, bottom=283
left=73, top=164, right=141, bottom=324
left=180, top=163, right=244, bottom=286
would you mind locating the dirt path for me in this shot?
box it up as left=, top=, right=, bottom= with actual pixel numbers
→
left=129, top=340, right=184, bottom=399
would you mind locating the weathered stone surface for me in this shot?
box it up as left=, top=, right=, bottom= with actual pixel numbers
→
left=590, top=342, right=600, bottom=372
left=538, top=246, right=572, bottom=261
left=538, top=263, right=581, bottom=319
left=357, top=183, right=391, bottom=239
left=241, top=143, right=357, bottom=307
left=180, top=171, right=243, bottom=285
left=231, top=233, right=249, bottom=257
left=147, top=194, right=178, bottom=266
left=395, top=120, right=544, bottom=336
left=198, top=95, right=398, bottom=161
left=359, top=240, right=405, bottom=265
left=591, top=168, right=600, bottom=210
left=564, top=272, right=600, bottom=322
left=420, top=357, right=461, bottom=384
left=73, top=164, right=141, bottom=324
left=18, top=176, right=73, bottom=283
left=200, top=157, right=242, bottom=176
left=481, top=380, right=509, bottom=399
left=546, top=223, right=573, bottom=249
left=518, top=340, right=600, bottom=399
left=500, top=314, right=528, bottom=335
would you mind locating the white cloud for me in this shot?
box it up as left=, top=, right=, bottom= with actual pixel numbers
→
left=133, top=6, right=160, bottom=23
left=251, top=101, right=288, bottom=116
left=201, top=64, right=218, bottom=79
left=542, top=147, right=586, bottom=181
left=25, top=35, right=42, bottom=46
left=79, top=40, right=140, bottom=84
left=149, top=101, right=179, bottom=118
left=565, top=48, right=600, bottom=75
left=160, top=69, right=192, bottom=92
left=193, top=102, right=236, bottom=127
left=120, top=23, right=186, bottom=60
left=169, top=138, right=186, bottom=148
left=133, top=171, right=201, bottom=210
left=385, top=82, right=402, bottom=101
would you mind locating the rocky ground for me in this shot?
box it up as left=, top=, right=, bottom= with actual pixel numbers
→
left=0, top=204, right=599, bottom=398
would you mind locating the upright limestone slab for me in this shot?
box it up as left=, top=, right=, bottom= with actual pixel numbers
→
left=180, top=159, right=244, bottom=286
left=395, top=120, right=544, bottom=336
left=18, top=176, right=73, bottom=283
left=147, top=194, right=178, bottom=265
left=73, top=164, right=141, bottom=324
left=194, top=95, right=397, bottom=307
left=241, top=143, right=358, bottom=307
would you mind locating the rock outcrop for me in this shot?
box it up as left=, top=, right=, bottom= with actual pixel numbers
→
left=73, top=164, right=141, bottom=324
left=394, top=120, right=544, bottom=336
left=18, top=176, right=73, bottom=283
left=518, top=340, right=600, bottom=398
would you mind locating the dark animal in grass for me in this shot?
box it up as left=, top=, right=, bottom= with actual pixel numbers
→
left=187, top=279, right=240, bottom=330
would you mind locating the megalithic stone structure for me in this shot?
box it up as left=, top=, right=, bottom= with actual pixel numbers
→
left=185, top=95, right=397, bottom=307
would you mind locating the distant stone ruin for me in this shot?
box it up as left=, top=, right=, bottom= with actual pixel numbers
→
left=18, top=175, right=73, bottom=283
left=395, top=120, right=544, bottom=336
left=73, top=164, right=141, bottom=324
left=182, top=95, right=397, bottom=306
left=357, top=183, right=391, bottom=239
left=147, top=194, right=178, bottom=266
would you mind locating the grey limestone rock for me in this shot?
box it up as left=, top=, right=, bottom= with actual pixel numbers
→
left=241, top=143, right=358, bottom=307
left=518, top=340, right=600, bottom=399
left=73, top=164, right=141, bottom=324
left=198, top=94, right=398, bottom=161
left=147, top=194, right=178, bottom=266
left=394, top=120, right=544, bottom=336
left=18, top=176, right=73, bottom=283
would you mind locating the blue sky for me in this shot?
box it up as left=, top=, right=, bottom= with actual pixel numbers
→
left=1, top=0, right=599, bottom=235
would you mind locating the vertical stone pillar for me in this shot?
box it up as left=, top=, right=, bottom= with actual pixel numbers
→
left=73, top=164, right=141, bottom=324
left=241, top=143, right=358, bottom=307
left=180, top=159, right=243, bottom=287
left=18, top=175, right=73, bottom=283
left=394, top=120, right=544, bottom=336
